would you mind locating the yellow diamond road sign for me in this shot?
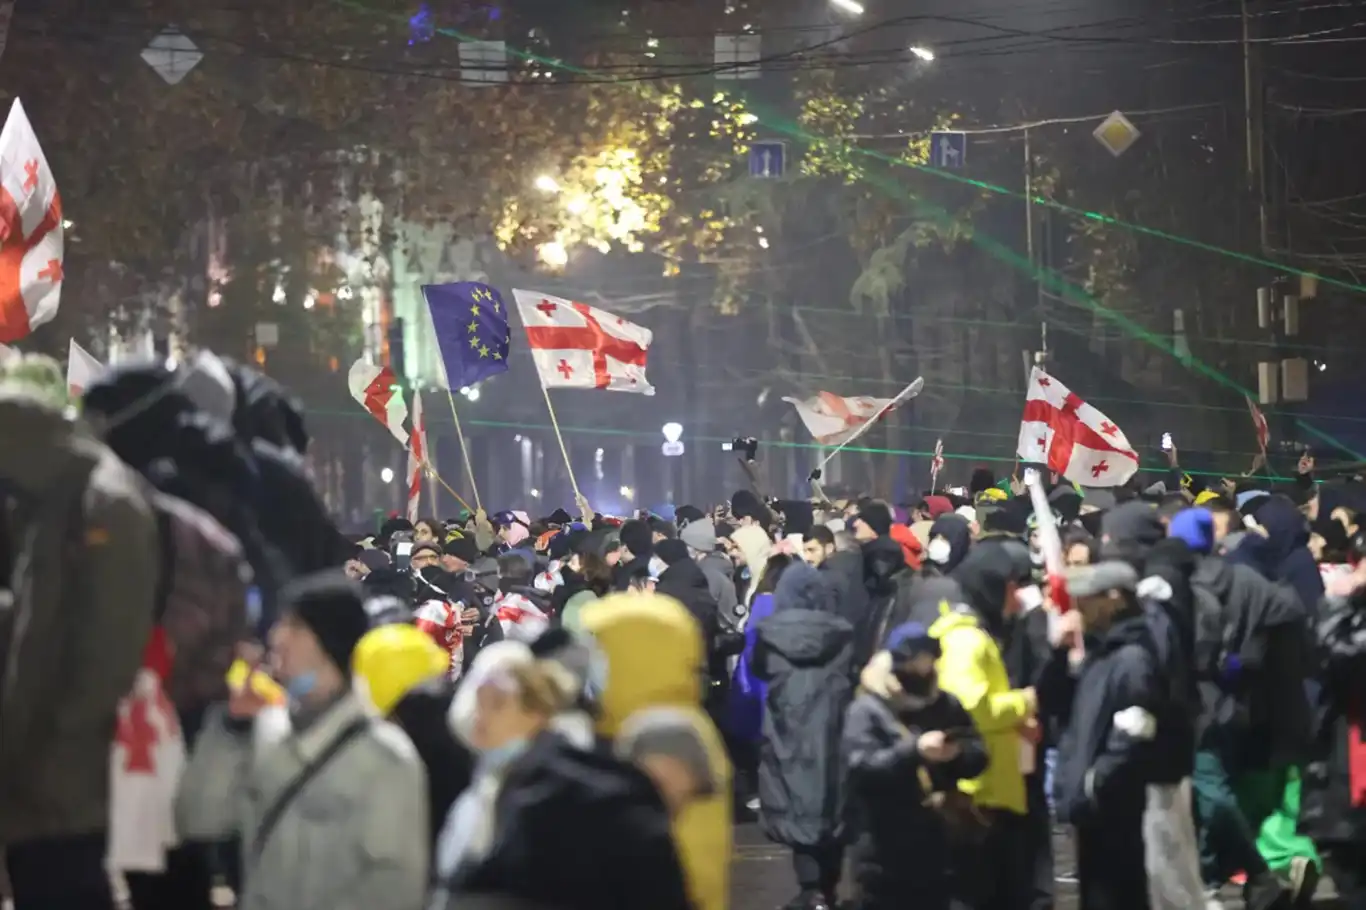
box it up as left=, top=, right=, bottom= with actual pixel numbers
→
left=1093, top=110, right=1140, bottom=157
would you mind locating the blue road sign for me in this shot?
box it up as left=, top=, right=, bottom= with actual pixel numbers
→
left=749, top=141, right=786, bottom=178
left=930, top=131, right=967, bottom=169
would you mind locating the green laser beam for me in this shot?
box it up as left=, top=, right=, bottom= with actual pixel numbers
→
left=329, top=0, right=1366, bottom=460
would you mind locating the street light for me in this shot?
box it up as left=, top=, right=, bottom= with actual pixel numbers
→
left=909, top=45, right=935, bottom=61
left=662, top=422, right=683, bottom=443
left=534, top=174, right=560, bottom=193
left=380, top=467, right=395, bottom=484
left=829, top=0, right=864, bottom=15
left=461, top=386, right=481, bottom=402
left=620, top=485, right=635, bottom=500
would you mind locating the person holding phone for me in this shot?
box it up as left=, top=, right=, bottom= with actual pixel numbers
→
left=843, top=623, right=987, bottom=910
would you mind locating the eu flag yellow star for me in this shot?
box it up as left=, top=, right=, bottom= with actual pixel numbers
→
left=470, top=304, right=481, bottom=317
left=492, top=351, right=503, bottom=360
left=478, top=344, right=490, bottom=358
left=469, top=336, right=480, bottom=350
left=493, top=300, right=501, bottom=313
left=467, top=320, right=479, bottom=333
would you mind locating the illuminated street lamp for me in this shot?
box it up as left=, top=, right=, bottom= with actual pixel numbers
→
left=380, top=467, right=395, bottom=484
left=909, top=45, right=935, bottom=62
left=620, top=485, right=635, bottom=500
left=661, top=422, right=685, bottom=457
left=829, top=0, right=864, bottom=15
left=538, top=241, right=569, bottom=268
left=534, top=174, right=561, bottom=193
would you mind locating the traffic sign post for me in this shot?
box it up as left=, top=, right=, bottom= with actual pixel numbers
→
left=930, top=131, right=967, bottom=169
left=749, top=141, right=786, bottom=178
left=1093, top=111, right=1140, bottom=157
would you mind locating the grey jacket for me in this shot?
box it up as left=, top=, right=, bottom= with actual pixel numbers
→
left=698, top=552, right=741, bottom=632
left=176, top=694, right=429, bottom=910
left=0, top=394, right=160, bottom=844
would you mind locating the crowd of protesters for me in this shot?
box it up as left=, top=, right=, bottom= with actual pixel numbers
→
left=3, top=348, right=1366, bottom=910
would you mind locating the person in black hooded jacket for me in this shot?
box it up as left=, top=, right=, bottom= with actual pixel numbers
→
left=613, top=518, right=654, bottom=592
left=655, top=538, right=730, bottom=721
left=752, top=564, right=855, bottom=910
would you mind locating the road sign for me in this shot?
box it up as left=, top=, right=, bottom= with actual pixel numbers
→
left=749, top=141, right=786, bottom=178
left=1093, top=111, right=1140, bottom=157
left=930, top=131, right=966, bottom=169
left=661, top=441, right=685, bottom=457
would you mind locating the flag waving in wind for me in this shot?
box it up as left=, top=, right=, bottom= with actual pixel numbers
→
left=348, top=358, right=409, bottom=444
left=512, top=289, right=654, bottom=395
left=784, top=378, right=924, bottom=446
left=1246, top=395, right=1270, bottom=457
left=1016, top=367, right=1138, bottom=487
left=67, top=337, right=103, bottom=398
left=423, top=282, right=511, bottom=390
left=0, top=99, right=64, bottom=343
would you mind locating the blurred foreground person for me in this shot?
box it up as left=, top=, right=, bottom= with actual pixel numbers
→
left=431, top=641, right=690, bottom=910
left=843, top=623, right=987, bottom=910
left=0, top=354, right=161, bottom=910
left=176, top=572, right=428, bottom=910
left=584, top=594, right=733, bottom=910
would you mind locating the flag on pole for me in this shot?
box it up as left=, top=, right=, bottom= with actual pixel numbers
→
left=930, top=437, right=945, bottom=491
left=511, top=289, right=654, bottom=395
left=406, top=390, right=427, bottom=522
left=784, top=378, right=924, bottom=447
left=1016, top=368, right=1138, bottom=487
left=348, top=358, right=409, bottom=444
left=0, top=99, right=64, bottom=343
left=67, top=338, right=103, bottom=398
left=423, top=282, right=511, bottom=390
left=1246, top=395, right=1270, bottom=456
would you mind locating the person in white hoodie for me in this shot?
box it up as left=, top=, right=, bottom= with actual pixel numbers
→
left=176, top=571, right=428, bottom=910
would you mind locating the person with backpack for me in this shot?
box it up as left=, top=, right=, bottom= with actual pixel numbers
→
left=176, top=571, right=428, bottom=910
left=0, top=353, right=162, bottom=910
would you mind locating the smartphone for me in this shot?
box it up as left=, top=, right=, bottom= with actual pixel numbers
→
left=394, top=540, right=413, bottom=571
left=1161, top=432, right=1173, bottom=452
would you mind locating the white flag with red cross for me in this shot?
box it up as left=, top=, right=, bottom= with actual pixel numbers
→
left=67, top=337, right=104, bottom=398
left=511, top=289, right=654, bottom=395
left=1016, top=367, right=1138, bottom=487
left=406, top=390, right=426, bottom=522
left=348, top=358, right=410, bottom=444
left=783, top=379, right=924, bottom=447
left=0, top=99, right=64, bottom=344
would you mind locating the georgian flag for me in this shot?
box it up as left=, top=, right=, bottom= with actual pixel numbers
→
left=512, top=289, right=654, bottom=395
left=1016, top=367, right=1138, bottom=488
left=784, top=378, right=924, bottom=446
left=348, top=358, right=409, bottom=444
left=405, top=390, right=427, bottom=522
left=0, top=99, right=64, bottom=343
left=1246, top=395, right=1270, bottom=456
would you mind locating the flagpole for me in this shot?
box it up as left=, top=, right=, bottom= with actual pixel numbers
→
left=444, top=388, right=483, bottom=513
left=536, top=380, right=586, bottom=509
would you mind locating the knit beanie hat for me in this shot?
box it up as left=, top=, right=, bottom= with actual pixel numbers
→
left=280, top=570, right=371, bottom=675
left=619, top=519, right=653, bottom=560
left=856, top=502, right=894, bottom=537
left=731, top=489, right=771, bottom=526
left=655, top=538, right=691, bottom=567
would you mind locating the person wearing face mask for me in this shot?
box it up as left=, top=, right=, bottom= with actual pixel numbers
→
left=934, top=540, right=1040, bottom=910
left=430, top=641, right=690, bottom=910
left=843, top=622, right=988, bottom=910
left=176, top=571, right=429, bottom=910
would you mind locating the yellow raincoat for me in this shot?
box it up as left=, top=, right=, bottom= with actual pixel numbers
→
left=929, top=608, right=1032, bottom=814
left=582, top=594, right=732, bottom=910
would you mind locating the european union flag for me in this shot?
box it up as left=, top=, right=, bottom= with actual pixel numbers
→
left=422, top=282, right=511, bottom=389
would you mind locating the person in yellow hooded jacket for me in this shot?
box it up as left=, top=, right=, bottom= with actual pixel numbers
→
left=581, top=593, right=733, bottom=910
left=930, top=539, right=1039, bottom=910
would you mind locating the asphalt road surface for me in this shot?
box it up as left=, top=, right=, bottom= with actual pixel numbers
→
left=730, top=823, right=1345, bottom=909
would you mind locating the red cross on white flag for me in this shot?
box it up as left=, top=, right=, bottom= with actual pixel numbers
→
left=511, top=289, right=655, bottom=395
left=347, top=358, right=410, bottom=445
left=67, top=337, right=104, bottom=399
left=1246, top=395, right=1270, bottom=456
left=1016, top=367, right=1138, bottom=487
left=406, top=390, right=427, bottom=522
left=0, top=99, right=64, bottom=343
left=783, top=378, right=924, bottom=446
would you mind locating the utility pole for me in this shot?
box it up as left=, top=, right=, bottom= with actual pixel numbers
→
left=1024, top=126, right=1048, bottom=377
